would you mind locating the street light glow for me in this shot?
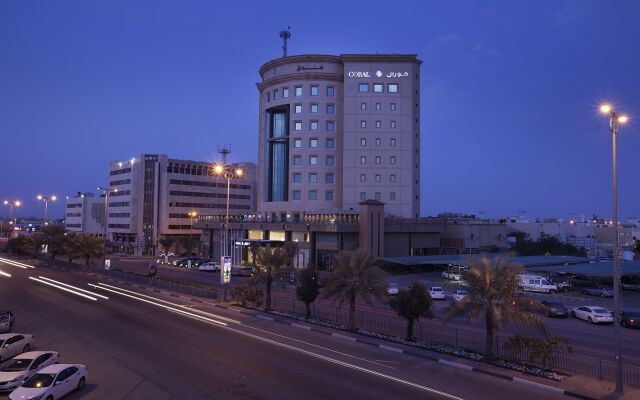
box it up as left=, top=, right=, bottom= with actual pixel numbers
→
left=14, top=201, right=21, bottom=207
left=37, top=195, right=43, bottom=200
left=214, top=164, right=224, bottom=174
left=618, top=115, right=628, bottom=124
left=600, top=104, right=612, bottom=114
left=235, top=168, right=243, bottom=176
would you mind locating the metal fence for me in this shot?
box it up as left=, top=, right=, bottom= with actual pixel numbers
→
left=270, top=291, right=640, bottom=386
left=103, top=269, right=218, bottom=300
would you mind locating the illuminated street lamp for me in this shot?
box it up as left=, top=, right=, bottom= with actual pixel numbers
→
left=599, top=103, right=629, bottom=394
left=188, top=211, right=198, bottom=238
left=3, top=200, right=21, bottom=225
left=97, top=186, right=118, bottom=241
left=37, top=195, right=57, bottom=225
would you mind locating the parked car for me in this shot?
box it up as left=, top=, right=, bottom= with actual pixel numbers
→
left=175, top=258, right=209, bottom=268
left=199, top=262, right=220, bottom=272
left=441, top=271, right=462, bottom=281
left=0, top=311, right=14, bottom=333
left=452, top=290, right=468, bottom=302
left=540, top=301, right=569, bottom=318
left=387, top=283, right=399, bottom=296
left=518, top=274, right=558, bottom=294
left=571, top=306, right=614, bottom=324
left=581, top=286, right=614, bottom=298
left=429, top=286, right=446, bottom=300
left=0, top=334, right=34, bottom=362
left=620, top=309, right=640, bottom=329
left=231, top=266, right=253, bottom=277
left=0, top=351, right=60, bottom=392
left=621, top=277, right=640, bottom=292
left=9, top=364, right=87, bottom=400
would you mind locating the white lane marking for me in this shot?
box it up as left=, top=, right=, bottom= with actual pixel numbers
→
left=29, top=277, right=98, bottom=301
left=0, top=270, right=11, bottom=277
left=177, top=311, right=465, bottom=400
left=0, top=257, right=36, bottom=269
left=94, top=282, right=240, bottom=325
left=88, top=283, right=228, bottom=326
left=438, top=359, right=473, bottom=371
left=38, top=276, right=109, bottom=300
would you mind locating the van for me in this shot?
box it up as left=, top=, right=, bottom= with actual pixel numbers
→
left=518, top=274, right=558, bottom=294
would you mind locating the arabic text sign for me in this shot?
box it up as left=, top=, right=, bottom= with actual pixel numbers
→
left=347, top=70, right=409, bottom=78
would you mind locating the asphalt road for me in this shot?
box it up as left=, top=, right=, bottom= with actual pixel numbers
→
left=0, top=257, right=568, bottom=400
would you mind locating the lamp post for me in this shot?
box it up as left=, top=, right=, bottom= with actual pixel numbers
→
left=37, top=195, right=57, bottom=225
left=214, top=163, right=244, bottom=301
left=188, top=211, right=198, bottom=238
left=600, top=103, right=628, bottom=394
left=97, top=186, right=118, bottom=263
left=3, top=200, right=21, bottom=229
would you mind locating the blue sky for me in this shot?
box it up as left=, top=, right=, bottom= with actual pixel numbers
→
left=1, top=0, right=639, bottom=220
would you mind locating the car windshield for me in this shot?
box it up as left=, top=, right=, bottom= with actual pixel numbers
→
left=593, top=309, right=608, bottom=314
left=431, top=288, right=443, bottom=292
left=0, top=358, right=31, bottom=372
left=22, top=373, right=56, bottom=388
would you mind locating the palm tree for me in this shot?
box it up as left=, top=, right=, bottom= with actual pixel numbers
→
left=159, top=236, right=175, bottom=255
left=251, top=246, right=289, bottom=311
left=41, top=225, right=66, bottom=259
left=296, top=268, right=320, bottom=318
left=26, top=233, right=46, bottom=258
left=322, top=249, right=388, bottom=331
left=445, top=255, right=547, bottom=361
left=390, top=282, right=433, bottom=341
left=72, top=235, right=104, bottom=266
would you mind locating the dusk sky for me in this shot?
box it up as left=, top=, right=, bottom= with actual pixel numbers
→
left=1, top=0, right=639, bottom=220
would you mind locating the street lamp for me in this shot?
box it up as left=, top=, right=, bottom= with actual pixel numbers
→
left=600, top=103, right=628, bottom=394
left=188, top=211, right=198, bottom=238
left=213, top=163, right=244, bottom=301
left=3, top=200, right=21, bottom=228
left=37, top=195, right=57, bottom=225
left=97, top=186, right=118, bottom=250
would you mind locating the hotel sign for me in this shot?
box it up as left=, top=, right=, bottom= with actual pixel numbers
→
left=347, top=70, right=409, bottom=78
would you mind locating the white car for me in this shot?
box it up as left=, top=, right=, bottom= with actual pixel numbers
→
left=387, top=283, right=399, bottom=296
left=199, top=262, right=220, bottom=272
left=429, top=286, right=446, bottom=300
left=9, top=364, right=87, bottom=400
left=0, top=351, right=60, bottom=392
left=442, top=271, right=462, bottom=281
left=452, top=290, right=468, bottom=302
left=571, top=306, right=614, bottom=324
left=0, top=334, right=34, bottom=362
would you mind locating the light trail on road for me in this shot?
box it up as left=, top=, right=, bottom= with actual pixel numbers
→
left=29, top=276, right=100, bottom=301
left=0, top=257, right=36, bottom=269
left=0, top=269, right=11, bottom=277
left=38, top=276, right=109, bottom=300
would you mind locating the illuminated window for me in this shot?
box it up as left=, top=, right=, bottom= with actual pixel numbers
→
left=295, top=86, right=302, bottom=96
left=388, top=83, right=398, bottom=93
left=310, top=85, right=319, bottom=96
left=360, top=138, right=367, bottom=146
left=295, top=104, right=302, bottom=113
left=309, top=138, right=318, bottom=148
left=310, top=103, right=318, bottom=113
left=373, top=84, right=383, bottom=93
left=327, top=86, right=335, bottom=96
left=359, top=83, right=369, bottom=93
left=327, top=104, right=335, bottom=114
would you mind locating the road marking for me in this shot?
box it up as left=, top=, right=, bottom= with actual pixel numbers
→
left=29, top=276, right=99, bottom=301
left=0, top=257, right=36, bottom=269
left=438, top=359, right=473, bottom=371
left=37, top=276, right=109, bottom=300
left=0, top=270, right=11, bottom=277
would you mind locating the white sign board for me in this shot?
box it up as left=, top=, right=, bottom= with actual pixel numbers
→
left=221, top=256, right=232, bottom=284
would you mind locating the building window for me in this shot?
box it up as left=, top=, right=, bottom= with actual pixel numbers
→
left=326, top=155, right=334, bottom=166
left=283, top=88, right=289, bottom=98
left=326, top=173, right=334, bottom=183
left=327, top=86, right=335, bottom=97
left=310, top=121, right=318, bottom=130
left=273, top=89, right=279, bottom=99
left=325, top=191, right=334, bottom=201
left=375, top=192, right=381, bottom=201
left=326, top=121, right=335, bottom=131
left=390, top=192, right=396, bottom=201
left=327, top=104, right=335, bottom=114
left=295, top=104, right=302, bottom=114
left=375, top=120, right=381, bottom=128
left=326, top=138, right=335, bottom=148
left=375, top=156, right=381, bottom=164
left=388, top=83, right=398, bottom=93
left=294, top=138, right=302, bottom=148
left=360, top=192, right=366, bottom=201
left=309, top=173, right=318, bottom=183
left=293, top=173, right=301, bottom=183
left=375, top=102, right=381, bottom=111
left=390, top=138, right=396, bottom=146
left=360, top=120, right=367, bottom=128
left=390, top=156, right=397, bottom=165
left=375, top=138, right=381, bottom=146
left=390, top=120, right=396, bottom=128
left=294, top=121, right=302, bottom=131
left=360, top=102, right=367, bottom=111
left=375, top=174, right=381, bottom=182
left=360, top=138, right=367, bottom=146
left=309, top=155, right=318, bottom=165
left=310, top=103, right=318, bottom=113
left=309, top=190, right=318, bottom=200
left=373, top=83, right=383, bottom=93
left=360, top=156, right=366, bottom=165
left=390, top=174, right=396, bottom=183
left=360, top=174, right=366, bottom=183
left=390, top=102, right=396, bottom=111
left=293, top=190, right=301, bottom=200
left=310, top=85, right=319, bottom=96
left=293, top=155, right=302, bottom=165
left=309, top=138, right=318, bottom=148
left=295, top=86, right=302, bottom=96
left=358, top=83, right=369, bottom=93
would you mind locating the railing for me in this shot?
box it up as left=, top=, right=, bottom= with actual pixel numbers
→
left=268, top=291, right=640, bottom=386
left=103, top=269, right=218, bottom=300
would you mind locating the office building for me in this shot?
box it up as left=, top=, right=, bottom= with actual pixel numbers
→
left=64, top=192, right=105, bottom=236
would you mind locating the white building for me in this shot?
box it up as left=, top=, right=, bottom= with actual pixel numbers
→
left=64, top=192, right=105, bottom=236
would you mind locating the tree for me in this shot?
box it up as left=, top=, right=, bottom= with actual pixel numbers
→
left=41, top=225, right=67, bottom=259
left=159, top=236, right=175, bottom=254
left=445, top=256, right=547, bottom=361
left=390, top=282, right=433, bottom=341
left=26, top=233, right=46, bottom=258
left=634, top=240, right=640, bottom=257
left=283, top=241, right=300, bottom=268
left=72, top=235, right=104, bottom=266
left=7, top=236, right=28, bottom=256
left=296, top=268, right=320, bottom=318
left=178, top=236, right=199, bottom=256
left=64, top=234, right=81, bottom=263
left=321, top=249, right=388, bottom=331
left=505, top=335, right=572, bottom=369
left=252, top=247, right=289, bottom=311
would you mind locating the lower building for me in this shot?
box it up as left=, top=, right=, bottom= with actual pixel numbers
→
left=64, top=192, right=105, bottom=236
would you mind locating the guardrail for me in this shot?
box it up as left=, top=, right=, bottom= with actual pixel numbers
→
left=104, top=269, right=218, bottom=300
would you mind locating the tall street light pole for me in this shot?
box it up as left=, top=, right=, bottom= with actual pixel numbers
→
left=600, top=104, right=628, bottom=394
left=97, top=186, right=118, bottom=266
left=188, top=211, right=198, bottom=238
left=3, top=200, right=21, bottom=237
left=37, top=195, right=57, bottom=225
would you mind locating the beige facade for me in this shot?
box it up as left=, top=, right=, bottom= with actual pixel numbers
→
left=64, top=192, right=105, bottom=236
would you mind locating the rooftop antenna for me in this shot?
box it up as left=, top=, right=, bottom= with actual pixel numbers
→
left=279, top=26, right=291, bottom=57
left=218, top=145, right=231, bottom=164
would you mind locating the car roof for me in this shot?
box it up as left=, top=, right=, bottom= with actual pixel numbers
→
left=11, top=351, right=57, bottom=359
left=38, top=364, right=85, bottom=374
left=0, top=333, right=29, bottom=340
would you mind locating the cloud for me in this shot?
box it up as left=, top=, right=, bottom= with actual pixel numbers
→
left=471, top=41, right=500, bottom=58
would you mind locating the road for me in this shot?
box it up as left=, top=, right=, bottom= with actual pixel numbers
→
left=0, top=256, right=568, bottom=400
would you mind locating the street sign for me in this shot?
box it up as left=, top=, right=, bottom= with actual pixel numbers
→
left=221, top=256, right=231, bottom=284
